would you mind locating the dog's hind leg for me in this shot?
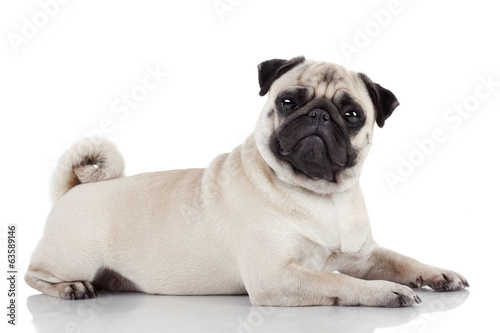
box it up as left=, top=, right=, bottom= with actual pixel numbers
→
left=25, top=267, right=97, bottom=299
left=25, top=224, right=104, bottom=300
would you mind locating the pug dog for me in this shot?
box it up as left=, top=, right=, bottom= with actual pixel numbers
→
left=26, top=56, right=469, bottom=307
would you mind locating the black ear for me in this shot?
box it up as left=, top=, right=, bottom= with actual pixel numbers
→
left=358, top=73, right=400, bottom=128
left=258, top=56, right=306, bottom=96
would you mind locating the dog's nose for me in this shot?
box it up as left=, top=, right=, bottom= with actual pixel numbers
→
left=308, top=109, right=330, bottom=123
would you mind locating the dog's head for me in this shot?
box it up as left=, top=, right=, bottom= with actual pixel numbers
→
left=254, top=56, right=399, bottom=194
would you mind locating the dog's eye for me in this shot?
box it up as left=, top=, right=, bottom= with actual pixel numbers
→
left=281, top=98, right=299, bottom=113
left=343, top=110, right=362, bottom=126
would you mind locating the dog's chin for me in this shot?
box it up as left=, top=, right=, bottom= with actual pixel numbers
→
left=277, top=134, right=348, bottom=182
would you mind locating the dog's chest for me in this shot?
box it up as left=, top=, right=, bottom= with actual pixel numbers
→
left=291, top=189, right=371, bottom=270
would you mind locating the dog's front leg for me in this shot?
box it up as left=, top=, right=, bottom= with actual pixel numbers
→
left=245, top=262, right=421, bottom=307
left=340, top=247, right=469, bottom=292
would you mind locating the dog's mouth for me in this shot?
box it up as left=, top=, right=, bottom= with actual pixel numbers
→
left=279, top=134, right=347, bottom=167
left=271, top=118, right=357, bottom=182
left=279, top=134, right=335, bottom=182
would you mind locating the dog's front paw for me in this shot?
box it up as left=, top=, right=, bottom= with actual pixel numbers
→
left=356, top=280, right=422, bottom=308
left=409, top=269, right=469, bottom=292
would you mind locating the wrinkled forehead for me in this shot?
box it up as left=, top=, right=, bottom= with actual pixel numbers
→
left=295, top=61, right=360, bottom=100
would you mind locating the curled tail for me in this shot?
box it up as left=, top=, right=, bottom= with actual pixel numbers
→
left=51, top=137, right=124, bottom=203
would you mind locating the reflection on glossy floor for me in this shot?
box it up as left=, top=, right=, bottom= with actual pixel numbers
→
left=27, top=289, right=470, bottom=333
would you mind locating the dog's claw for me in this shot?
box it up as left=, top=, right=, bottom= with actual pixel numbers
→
left=414, top=295, right=422, bottom=304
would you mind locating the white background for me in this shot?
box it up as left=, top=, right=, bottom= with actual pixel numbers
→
left=1, top=0, right=499, bottom=332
